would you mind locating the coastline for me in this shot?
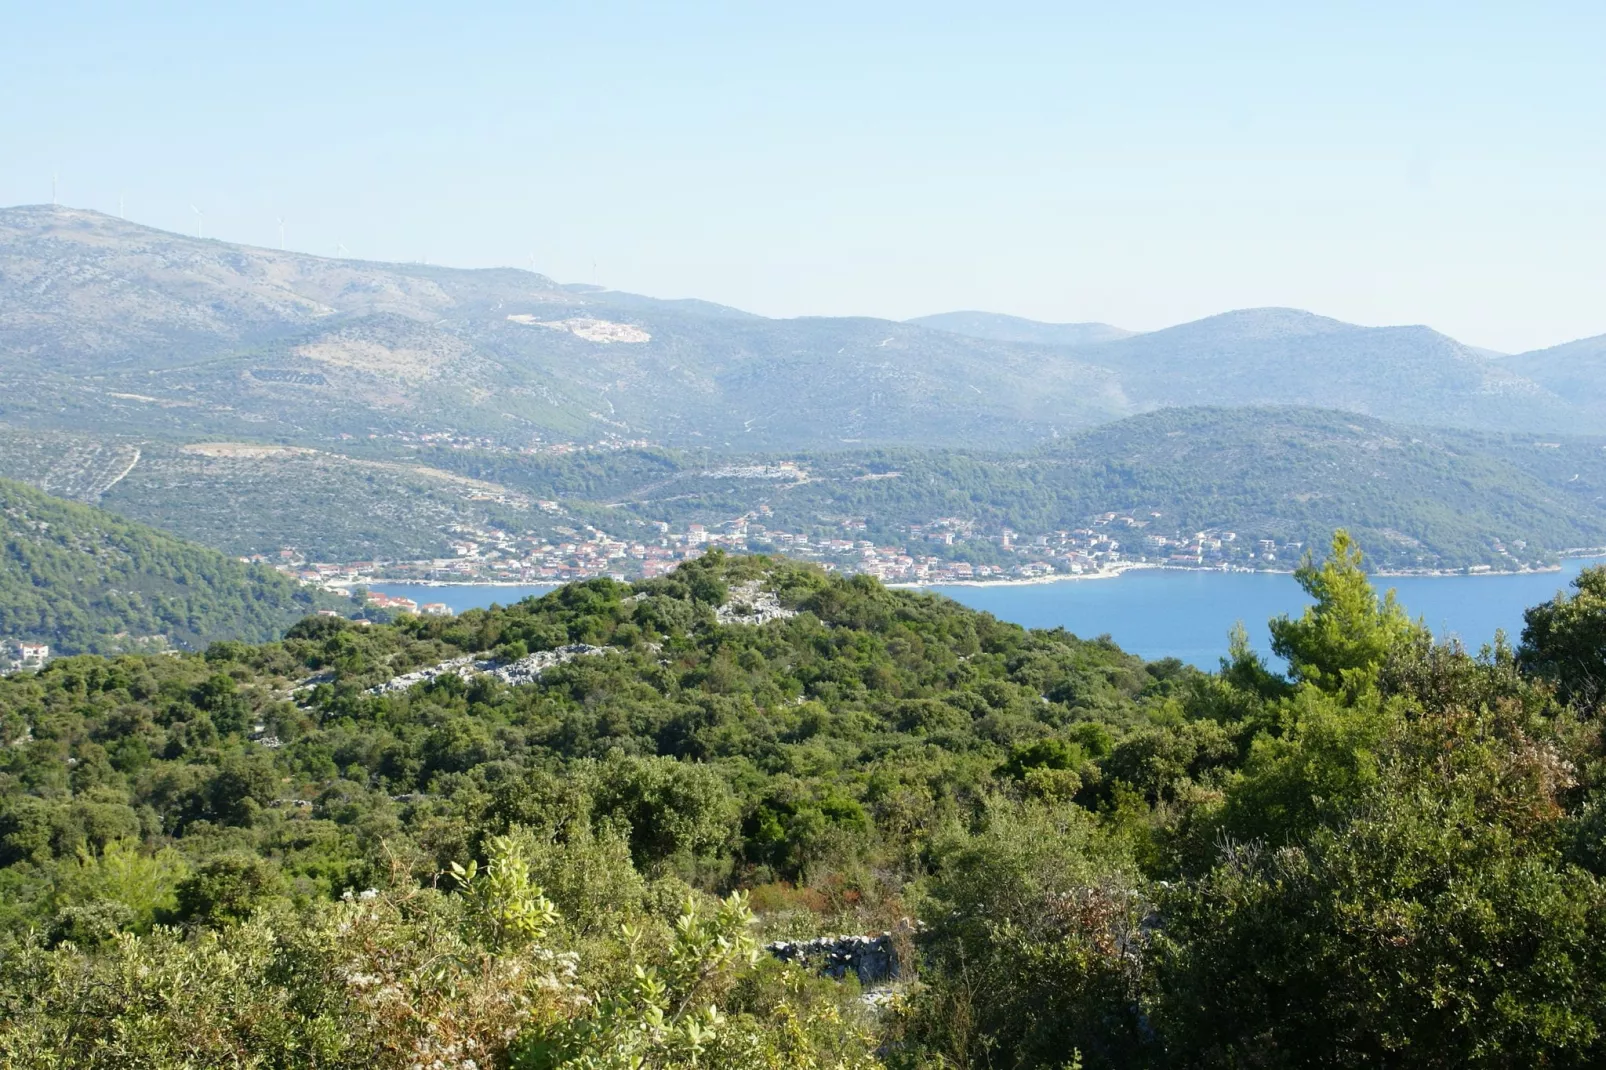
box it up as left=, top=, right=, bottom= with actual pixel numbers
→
left=345, top=564, right=1584, bottom=593
left=1373, top=565, right=1563, bottom=579
left=333, top=551, right=1606, bottom=595
left=332, top=579, right=561, bottom=590
left=905, top=560, right=1582, bottom=591
left=891, top=561, right=1158, bottom=589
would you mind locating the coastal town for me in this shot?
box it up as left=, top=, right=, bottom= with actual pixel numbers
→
left=253, top=507, right=1313, bottom=601
left=0, top=514, right=1313, bottom=667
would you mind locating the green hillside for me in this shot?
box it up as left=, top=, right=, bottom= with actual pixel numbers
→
left=6, top=408, right=1605, bottom=573
left=0, top=477, right=341, bottom=654
left=1, top=545, right=1605, bottom=1066
left=423, top=407, right=1606, bottom=571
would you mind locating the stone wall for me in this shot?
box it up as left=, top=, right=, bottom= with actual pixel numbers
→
left=765, top=933, right=899, bottom=985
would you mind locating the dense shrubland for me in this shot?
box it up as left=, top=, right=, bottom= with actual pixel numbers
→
left=2, top=541, right=1605, bottom=1066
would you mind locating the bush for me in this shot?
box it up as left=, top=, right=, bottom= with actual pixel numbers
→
left=174, top=854, right=285, bottom=926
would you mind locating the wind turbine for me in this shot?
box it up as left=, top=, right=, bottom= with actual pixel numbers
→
left=51, top=174, right=58, bottom=206
left=336, top=241, right=349, bottom=258
left=276, top=217, right=286, bottom=249
left=190, top=205, right=204, bottom=239
left=118, top=193, right=125, bottom=218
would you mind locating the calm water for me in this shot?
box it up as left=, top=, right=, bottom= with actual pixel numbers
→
left=929, top=560, right=1603, bottom=668
left=368, top=584, right=558, bottom=615
left=373, top=561, right=1602, bottom=670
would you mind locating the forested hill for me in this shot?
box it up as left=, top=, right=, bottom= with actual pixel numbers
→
left=400, top=406, right=1606, bottom=571
left=0, top=477, right=339, bottom=654
left=3, top=545, right=1606, bottom=1065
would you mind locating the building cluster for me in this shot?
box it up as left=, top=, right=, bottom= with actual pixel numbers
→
left=362, top=431, right=656, bottom=455
left=364, top=593, right=454, bottom=616
left=262, top=503, right=1319, bottom=595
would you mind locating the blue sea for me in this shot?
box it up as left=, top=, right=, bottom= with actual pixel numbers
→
left=368, top=584, right=560, bottom=615
left=371, top=560, right=1601, bottom=670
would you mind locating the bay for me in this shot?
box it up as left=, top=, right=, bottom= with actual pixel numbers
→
left=926, top=560, right=1603, bottom=668
left=367, top=583, right=558, bottom=615
left=371, top=560, right=1602, bottom=670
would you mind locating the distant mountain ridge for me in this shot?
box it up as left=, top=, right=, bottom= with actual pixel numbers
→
left=1503, top=333, right=1606, bottom=409
left=3, top=204, right=1605, bottom=448
left=1065, top=308, right=1577, bottom=432
left=0, top=206, right=1131, bottom=449
left=905, top=310, right=1135, bottom=347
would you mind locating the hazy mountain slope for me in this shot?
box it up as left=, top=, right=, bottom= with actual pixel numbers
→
left=1072, top=308, right=1579, bottom=432
left=0, top=205, right=550, bottom=369
left=1503, top=333, right=1606, bottom=407
left=9, top=205, right=1601, bottom=450
left=528, top=313, right=1131, bottom=447
left=0, top=205, right=610, bottom=439
left=0, top=477, right=339, bottom=653
left=906, top=310, right=1135, bottom=347
left=0, top=206, right=1132, bottom=449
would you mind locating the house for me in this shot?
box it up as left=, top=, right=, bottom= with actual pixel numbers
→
left=420, top=602, right=454, bottom=617
left=18, top=642, right=48, bottom=665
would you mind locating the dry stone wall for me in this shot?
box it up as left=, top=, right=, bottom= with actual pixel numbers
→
left=765, top=933, right=899, bottom=985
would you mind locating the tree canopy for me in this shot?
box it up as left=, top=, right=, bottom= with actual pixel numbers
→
left=0, top=543, right=1603, bottom=1067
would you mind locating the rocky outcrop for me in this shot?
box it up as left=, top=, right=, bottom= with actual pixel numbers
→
left=716, top=581, right=797, bottom=626
left=365, top=644, right=606, bottom=695
left=766, top=933, right=899, bottom=985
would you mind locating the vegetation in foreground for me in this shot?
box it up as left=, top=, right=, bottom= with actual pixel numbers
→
left=1, top=537, right=1605, bottom=1067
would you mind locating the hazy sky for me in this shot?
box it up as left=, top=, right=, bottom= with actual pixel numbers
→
left=3, top=1, right=1603, bottom=351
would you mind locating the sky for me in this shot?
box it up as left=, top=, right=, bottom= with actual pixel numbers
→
left=3, top=1, right=1603, bottom=352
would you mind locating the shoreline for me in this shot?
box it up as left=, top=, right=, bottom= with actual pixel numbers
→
left=335, top=554, right=1603, bottom=595
left=332, top=579, right=561, bottom=590
left=892, top=561, right=1159, bottom=589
